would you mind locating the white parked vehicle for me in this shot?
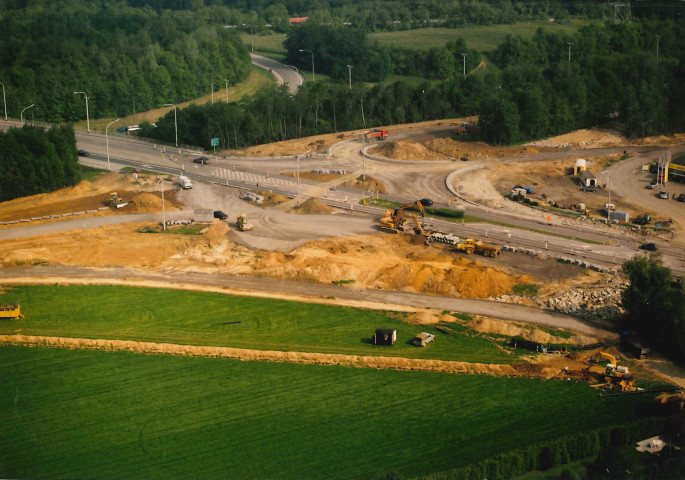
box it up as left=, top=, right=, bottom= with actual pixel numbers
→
left=178, top=175, right=192, bottom=189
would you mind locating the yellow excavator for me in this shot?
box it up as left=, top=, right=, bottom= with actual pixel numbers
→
left=379, top=198, right=433, bottom=235
left=599, top=352, right=635, bottom=392
left=107, top=192, right=129, bottom=209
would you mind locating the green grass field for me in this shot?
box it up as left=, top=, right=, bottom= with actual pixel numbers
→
left=369, top=20, right=589, bottom=52
left=0, top=346, right=655, bottom=480
left=0, top=285, right=517, bottom=364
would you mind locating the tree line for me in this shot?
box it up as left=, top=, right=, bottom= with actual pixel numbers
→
left=141, top=18, right=684, bottom=150
left=0, top=125, right=81, bottom=203
left=0, top=2, right=251, bottom=123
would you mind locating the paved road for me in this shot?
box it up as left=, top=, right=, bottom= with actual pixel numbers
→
left=0, top=265, right=614, bottom=339
left=250, top=53, right=304, bottom=94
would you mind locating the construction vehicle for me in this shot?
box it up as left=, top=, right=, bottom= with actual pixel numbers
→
left=107, top=192, right=129, bottom=209
left=178, top=175, right=192, bottom=189
left=455, top=122, right=479, bottom=135
left=599, top=351, right=635, bottom=391
left=454, top=238, right=501, bottom=257
left=571, top=203, right=590, bottom=216
left=365, top=128, right=388, bottom=141
left=236, top=213, right=253, bottom=231
left=0, top=304, right=23, bottom=319
left=379, top=199, right=433, bottom=235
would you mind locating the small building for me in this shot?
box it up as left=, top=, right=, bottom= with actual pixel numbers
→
left=573, top=159, right=587, bottom=175
left=609, top=210, right=630, bottom=222
left=577, top=170, right=598, bottom=188
left=412, top=332, right=435, bottom=347
left=194, top=209, right=214, bottom=224
left=373, top=329, right=396, bottom=345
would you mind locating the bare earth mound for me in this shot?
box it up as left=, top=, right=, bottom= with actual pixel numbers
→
left=291, top=197, right=333, bottom=215
left=369, top=140, right=446, bottom=161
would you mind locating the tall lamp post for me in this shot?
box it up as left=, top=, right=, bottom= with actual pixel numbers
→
left=353, top=132, right=367, bottom=180
left=73, top=91, right=90, bottom=133
left=299, top=49, right=315, bottom=82
left=656, top=34, right=661, bottom=63
left=158, top=179, right=166, bottom=231
left=461, top=53, right=467, bottom=76
left=296, top=149, right=311, bottom=206
left=0, top=82, right=6, bottom=121
left=163, top=103, right=178, bottom=148
left=132, top=94, right=137, bottom=125
left=602, top=170, right=611, bottom=220
left=346, top=65, right=353, bottom=90
left=224, top=79, right=229, bottom=102
left=20, top=104, right=34, bottom=124
left=567, top=43, right=573, bottom=64
left=106, top=118, right=120, bottom=172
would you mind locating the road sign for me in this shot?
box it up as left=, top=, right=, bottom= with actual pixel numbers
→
left=211, top=137, right=219, bottom=146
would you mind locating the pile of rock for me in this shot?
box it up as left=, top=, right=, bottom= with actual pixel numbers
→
left=545, top=283, right=628, bottom=321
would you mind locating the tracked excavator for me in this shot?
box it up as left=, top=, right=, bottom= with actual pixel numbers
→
left=599, top=352, right=635, bottom=392
left=379, top=199, right=434, bottom=236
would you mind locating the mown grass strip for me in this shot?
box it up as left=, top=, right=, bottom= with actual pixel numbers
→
left=0, top=285, right=516, bottom=364
left=0, top=346, right=654, bottom=480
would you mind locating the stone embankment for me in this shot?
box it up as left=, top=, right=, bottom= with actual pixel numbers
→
left=545, top=282, right=628, bottom=321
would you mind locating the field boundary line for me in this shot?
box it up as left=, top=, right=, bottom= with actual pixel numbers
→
left=0, top=334, right=538, bottom=377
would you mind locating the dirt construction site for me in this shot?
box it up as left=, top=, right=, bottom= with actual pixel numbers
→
left=2, top=119, right=685, bottom=388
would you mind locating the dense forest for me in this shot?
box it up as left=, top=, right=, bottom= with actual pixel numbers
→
left=0, top=125, right=81, bottom=202
left=140, top=17, right=685, bottom=149
left=0, top=2, right=251, bottom=122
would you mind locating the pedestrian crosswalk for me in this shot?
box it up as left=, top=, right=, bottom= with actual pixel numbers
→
left=211, top=167, right=298, bottom=188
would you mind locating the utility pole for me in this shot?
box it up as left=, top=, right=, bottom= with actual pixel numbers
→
left=346, top=65, right=352, bottom=90
left=567, top=43, right=572, bottom=63
left=656, top=34, right=661, bottom=63
left=224, top=79, right=229, bottom=102
left=461, top=53, right=467, bottom=76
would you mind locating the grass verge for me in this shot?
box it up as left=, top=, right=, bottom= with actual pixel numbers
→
left=0, top=284, right=516, bottom=364
left=0, top=345, right=656, bottom=480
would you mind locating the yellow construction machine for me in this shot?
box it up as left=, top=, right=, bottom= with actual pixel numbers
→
left=599, top=351, right=635, bottom=392
left=0, top=304, right=23, bottom=319
left=107, top=192, right=129, bottom=209
left=379, top=198, right=433, bottom=236
left=236, top=213, right=253, bottom=231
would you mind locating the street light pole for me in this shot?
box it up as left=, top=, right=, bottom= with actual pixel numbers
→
left=656, top=34, right=661, bottom=63
left=211, top=81, right=214, bottom=104
left=159, top=179, right=166, bottom=231
left=224, top=79, right=229, bottom=102
left=299, top=49, right=315, bottom=81
left=567, top=43, right=572, bottom=63
left=0, top=82, right=6, bottom=121
left=20, top=104, right=34, bottom=124
left=132, top=95, right=136, bottom=125
left=163, top=103, right=178, bottom=148
left=73, top=91, right=90, bottom=133
left=106, top=118, right=120, bottom=172
left=296, top=149, right=311, bottom=206
left=346, top=65, right=352, bottom=90
left=461, top=53, right=467, bottom=76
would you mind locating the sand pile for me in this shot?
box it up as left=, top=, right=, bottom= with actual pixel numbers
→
left=254, top=191, right=288, bottom=207
left=348, top=175, right=388, bottom=194
left=291, top=197, right=333, bottom=215
left=405, top=311, right=458, bottom=325
left=369, top=140, right=446, bottom=161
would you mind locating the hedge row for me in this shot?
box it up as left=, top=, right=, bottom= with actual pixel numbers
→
left=421, top=416, right=666, bottom=480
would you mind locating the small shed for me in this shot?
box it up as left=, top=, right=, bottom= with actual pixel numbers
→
left=373, top=329, right=397, bottom=345
left=412, top=332, right=435, bottom=347
left=573, top=159, right=587, bottom=175
left=194, top=209, right=214, bottom=224
left=577, top=170, right=597, bottom=187
left=610, top=210, right=630, bottom=222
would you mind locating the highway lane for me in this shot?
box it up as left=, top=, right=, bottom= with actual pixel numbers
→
left=250, top=53, right=304, bottom=94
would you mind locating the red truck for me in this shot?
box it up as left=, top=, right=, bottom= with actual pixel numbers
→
left=365, top=128, right=388, bottom=140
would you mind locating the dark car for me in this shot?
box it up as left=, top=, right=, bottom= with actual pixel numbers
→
left=213, top=210, right=228, bottom=220
left=194, top=156, right=210, bottom=165
left=639, top=242, right=658, bottom=251
left=677, top=194, right=685, bottom=202
left=77, top=149, right=90, bottom=157
left=580, top=186, right=597, bottom=192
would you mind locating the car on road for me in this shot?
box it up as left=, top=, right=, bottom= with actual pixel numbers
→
left=657, top=190, right=669, bottom=199
left=677, top=194, right=685, bottom=202
left=580, top=186, right=597, bottom=192
left=639, top=242, right=658, bottom=251
left=77, top=149, right=90, bottom=157
left=213, top=210, right=228, bottom=220
left=646, top=182, right=657, bottom=189
left=194, top=156, right=210, bottom=165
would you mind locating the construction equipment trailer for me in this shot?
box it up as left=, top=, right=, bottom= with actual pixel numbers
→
left=0, top=304, right=23, bottom=319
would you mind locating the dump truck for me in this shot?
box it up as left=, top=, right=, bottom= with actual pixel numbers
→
left=178, top=175, right=192, bottom=189
left=236, top=213, right=253, bottom=231
left=454, top=239, right=500, bottom=257
left=0, top=304, right=23, bottom=319
left=107, top=192, right=129, bottom=208
left=365, top=128, right=388, bottom=140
